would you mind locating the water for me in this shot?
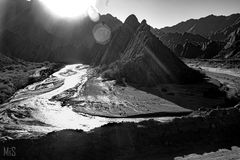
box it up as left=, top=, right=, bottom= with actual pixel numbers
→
left=0, top=64, right=174, bottom=140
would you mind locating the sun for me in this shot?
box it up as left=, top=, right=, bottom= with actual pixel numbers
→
left=39, top=0, right=97, bottom=19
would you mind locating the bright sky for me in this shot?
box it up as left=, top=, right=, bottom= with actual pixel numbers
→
left=96, top=0, right=240, bottom=28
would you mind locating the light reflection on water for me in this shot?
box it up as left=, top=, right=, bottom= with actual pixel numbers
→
left=0, top=64, right=174, bottom=139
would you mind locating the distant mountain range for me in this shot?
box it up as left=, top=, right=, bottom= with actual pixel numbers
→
left=159, top=14, right=240, bottom=39
left=153, top=13, right=240, bottom=58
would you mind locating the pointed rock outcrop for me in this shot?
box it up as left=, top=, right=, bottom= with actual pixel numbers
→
left=102, top=20, right=203, bottom=86
left=93, top=14, right=140, bottom=65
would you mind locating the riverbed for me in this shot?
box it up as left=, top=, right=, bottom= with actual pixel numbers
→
left=0, top=64, right=175, bottom=140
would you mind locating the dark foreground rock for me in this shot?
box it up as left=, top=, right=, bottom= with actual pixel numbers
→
left=1, top=107, right=240, bottom=160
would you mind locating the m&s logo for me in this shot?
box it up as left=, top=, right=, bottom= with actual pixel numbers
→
left=3, top=147, right=16, bottom=157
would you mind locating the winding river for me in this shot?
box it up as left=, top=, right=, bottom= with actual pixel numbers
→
left=0, top=64, right=174, bottom=140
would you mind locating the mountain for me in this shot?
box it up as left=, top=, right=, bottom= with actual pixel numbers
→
left=202, top=41, right=225, bottom=59
left=153, top=13, right=240, bottom=59
left=152, top=31, right=209, bottom=52
left=217, top=27, right=240, bottom=58
left=180, top=42, right=203, bottom=58
left=177, top=41, right=224, bottom=59
left=0, top=0, right=122, bottom=63
left=210, top=16, right=240, bottom=41
left=159, top=13, right=240, bottom=38
left=152, top=30, right=225, bottom=58
left=0, top=0, right=203, bottom=86
left=91, top=14, right=139, bottom=66
left=101, top=18, right=203, bottom=86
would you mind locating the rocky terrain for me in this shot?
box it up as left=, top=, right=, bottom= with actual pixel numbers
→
left=0, top=0, right=239, bottom=160
left=1, top=0, right=203, bottom=87
left=210, top=16, right=240, bottom=41
left=217, top=27, right=240, bottom=58
left=1, top=105, right=240, bottom=160
left=183, top=58, right=240, bottom=71
left=184, top=59, right=240, bottom=106
left=153, top=14, right=240, bottom=59
left=151, top=31, right=209, bottom=52
left=176, top=147, right=240, bottom=160
left=100, top=18, right=204, bottom=86
left=0, top=60, right=239, bottom=159
left=159, top=14, right=240, bottom=38
left=0, top=53, right=60, bottom=104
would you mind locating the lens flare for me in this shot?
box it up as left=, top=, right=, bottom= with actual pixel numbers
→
left=39, top=0, right=97, bottom=19
left=92, top=23, right=112, bottom=45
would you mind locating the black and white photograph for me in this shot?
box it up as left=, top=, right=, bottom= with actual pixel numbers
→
left=0, top=0, right=240, bottom=159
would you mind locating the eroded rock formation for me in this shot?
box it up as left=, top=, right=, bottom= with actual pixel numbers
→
left=102, top=19, right=203, bottom=85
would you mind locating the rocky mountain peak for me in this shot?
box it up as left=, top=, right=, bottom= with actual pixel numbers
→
left=123, top=14, right=140, bottom=31
left=141, top=19, right=147, bottom=25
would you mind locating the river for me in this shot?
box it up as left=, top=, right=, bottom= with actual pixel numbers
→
left=0, top=64, right=174, bottom=140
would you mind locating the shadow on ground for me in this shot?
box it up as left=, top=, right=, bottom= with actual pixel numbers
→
left=1, top=107, right=240, bottom=160
left=131, top=78, right=237, bottom=111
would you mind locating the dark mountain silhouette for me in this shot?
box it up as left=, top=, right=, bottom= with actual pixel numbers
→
left=101, top=19, right=203, bottom=85
left=0, top=0, right=203, bottom=86
left=0, top=0, right=122, bottom=63
left=159, top=13, right=240, bottom=38
left=91, top=14, right=139, bottom=66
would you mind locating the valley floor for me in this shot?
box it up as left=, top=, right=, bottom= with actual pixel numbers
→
left=185, top=58, right=240, bottom=104
left=1, top=106, right=240, bottom=160
left=0, top=59, right=240, bottom=159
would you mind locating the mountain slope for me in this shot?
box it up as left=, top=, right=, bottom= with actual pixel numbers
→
left=154, top=14, right=240, bottom=59
left=102, top=19, right=203, bottom=86
left=160, top=14, right=240, bottom=38
left=217, top=27, right=240, bottom=58
left=0, top=0, right=122, bottom=63
left=0, top=0, right=203, bottom=86
left=152, top=31, right=209, bottom=52
left=210, top=17, right=240, bottom=41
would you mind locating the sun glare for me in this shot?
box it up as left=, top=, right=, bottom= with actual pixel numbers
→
left=39, top=0, right=97, bottom=19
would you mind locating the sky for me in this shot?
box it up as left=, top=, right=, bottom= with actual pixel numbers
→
left=96, top=0, right=240, bottom=28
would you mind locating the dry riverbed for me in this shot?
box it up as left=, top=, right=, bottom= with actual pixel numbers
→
left=0, top=60, right=239, bottom=159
